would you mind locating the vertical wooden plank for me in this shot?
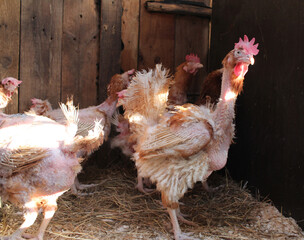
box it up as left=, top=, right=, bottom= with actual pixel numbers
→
left=0, top=0, right=20, bottom=114
left=99, top=0, right=122, bottom=102
left=121, top=0, right=140, bottom=72
left=96, top=0, right=122, bottom=166
left=19, top=0, right=63, bottom=112
left=138, top=0, right=175, bottom=71
left=174, top=15, right=209, bottom=102
left=62, top=0, right=99, bottom=108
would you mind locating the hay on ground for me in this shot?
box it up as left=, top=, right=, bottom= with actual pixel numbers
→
left=0, top=164, right=303, bottom=240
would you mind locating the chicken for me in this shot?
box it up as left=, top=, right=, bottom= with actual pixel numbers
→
left=112, top=56, right=203, bottom=193
left=111, top=112, right=156, bottom=193
left=30, top=69, right=134, bottom=139
left=168, top=54, right=203, bottom=105
left=29, top=69, right=134, bottom=194
left=120, top=35, right=259, bottom=239
left=196, top=68, right=223, bottom=106
left=168, top=55, right=223, bottom=193
left=111, top=113, right=134, bottom=157
left=0, top=77, right=22, bottom=109
left=0, top=101, right=103, bottom=240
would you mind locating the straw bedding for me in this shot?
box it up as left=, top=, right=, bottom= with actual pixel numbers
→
left=0, top=162, right=303, bottom=240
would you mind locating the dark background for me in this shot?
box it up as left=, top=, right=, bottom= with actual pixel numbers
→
left=211, top=0, right=304, bottom=228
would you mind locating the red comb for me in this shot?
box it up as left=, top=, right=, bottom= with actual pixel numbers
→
left=185, top=54, right=201, bottom=63
left=31, top=98, right=39, bottom=104
left=234, top=35, right=259, bottom=56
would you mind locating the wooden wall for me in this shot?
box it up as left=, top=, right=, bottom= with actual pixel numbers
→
left=0, top=0, right=20, bottom=113
left=122, top=0, right=211, bottom=102
left=0, top=0, right=211, bottom=113
left=211, top=0, right=304, bottom=228
left=0, top=0, right=100, bottom=113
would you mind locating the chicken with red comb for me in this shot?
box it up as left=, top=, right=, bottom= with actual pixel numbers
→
left=168, top=53, right=203, bottom=105
left=120, top=35, right=259, bottom=239
left=112, top=55, right=204, bottom=193
left=0, top=77, right=22, bottom=109
left=197, top=35, right=259, bottom=105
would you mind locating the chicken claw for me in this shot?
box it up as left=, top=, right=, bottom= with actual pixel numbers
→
left=0, top=235, right=24, bottom=240
left=135, top=176, right=155, bottom=194
left=202, top=182, right=225, bottom=193
left=168, top=208, right=200, bottom=240
left=135, top=182, right=155, bottom=194
left=175, top=232, right=200, bottom=240
left=21, top=233, right=41, bottom=240
left=70, top=178, right=103, bottom=196
left=177, top=214, right=198, bottom=227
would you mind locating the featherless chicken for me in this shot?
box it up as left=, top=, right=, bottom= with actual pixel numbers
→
left=29, top=69, right=134, bottom=194
left=120, top=35, right=259, bottom=239
left=0, top=101, right=103, bottom=240
left=112, top=55, right=203, bottom=193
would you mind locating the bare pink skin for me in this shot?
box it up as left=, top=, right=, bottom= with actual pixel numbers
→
left=127, top=69, right=135, bottom=76
left=28, top=69, right=135, bottom=195
left=0, top=108, right=79, bottom=239
left=117, top=89, right=127, bottom=100
left=207, top=36, right=258, bottom=172
left=117, top=119, right=130, bottom=136
left=1, top=77, right=22, bottom=97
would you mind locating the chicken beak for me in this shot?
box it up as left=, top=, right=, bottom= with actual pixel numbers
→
left=250, top=56, right=255, bottom=65
left=197, top=63, right=203, bottom=69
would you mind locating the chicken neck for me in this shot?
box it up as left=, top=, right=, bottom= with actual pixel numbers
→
left=97, top=96, right=118, bottom=117
left=214, top=67, right=238, bottom=130
left=207, top=67, right=240, bottom=171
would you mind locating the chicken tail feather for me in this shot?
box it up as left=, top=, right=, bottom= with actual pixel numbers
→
left=59, top=99, right=79, bottom=139
left=121, top=64, right=172, bottom=129
left=71, top=120, right=104, bottom=157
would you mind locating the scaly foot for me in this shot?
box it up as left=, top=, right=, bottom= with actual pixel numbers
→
left=22, top=233, right=42, bottom=240
left=135, top=183, right=155, bottom=194
left=202, top=181, right=224, bottom=193
left=177, top=212, right=198, bottom=227
left=0, top=235, right=25, bottom=240
left=174, top=232, right=200, bottom=240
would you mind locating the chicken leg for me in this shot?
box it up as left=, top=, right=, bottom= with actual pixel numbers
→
left=135, top=175, right=154, bottom=194
left=0, top=201, right=39, bottom=240
left=167, top=208, right=199, bottom=240
left=176, top=207, right=198, bottom=227
left=70, top=177, right=101, bottom=196
left=22, top=196, right=59, bottom=240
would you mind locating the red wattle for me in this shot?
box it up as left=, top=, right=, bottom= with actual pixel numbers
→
left=234, top=63, right=248, bottom=77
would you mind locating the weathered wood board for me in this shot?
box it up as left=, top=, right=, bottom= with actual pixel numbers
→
left=138, top=0, right=175, bottom=71
left=19, top=0, right=63, bottom=112
left=121, top=0, right=140, bottom=72
left=62, top=0, right=99, bottom=108
left=0, top=0, right=20, bottom=113
left=175, top=15, right=209, bottom=101
left=99, top=0, right=122, bottom=102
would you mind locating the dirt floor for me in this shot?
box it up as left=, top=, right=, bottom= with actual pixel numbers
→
left=0, top=162, right=303, bottom=240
